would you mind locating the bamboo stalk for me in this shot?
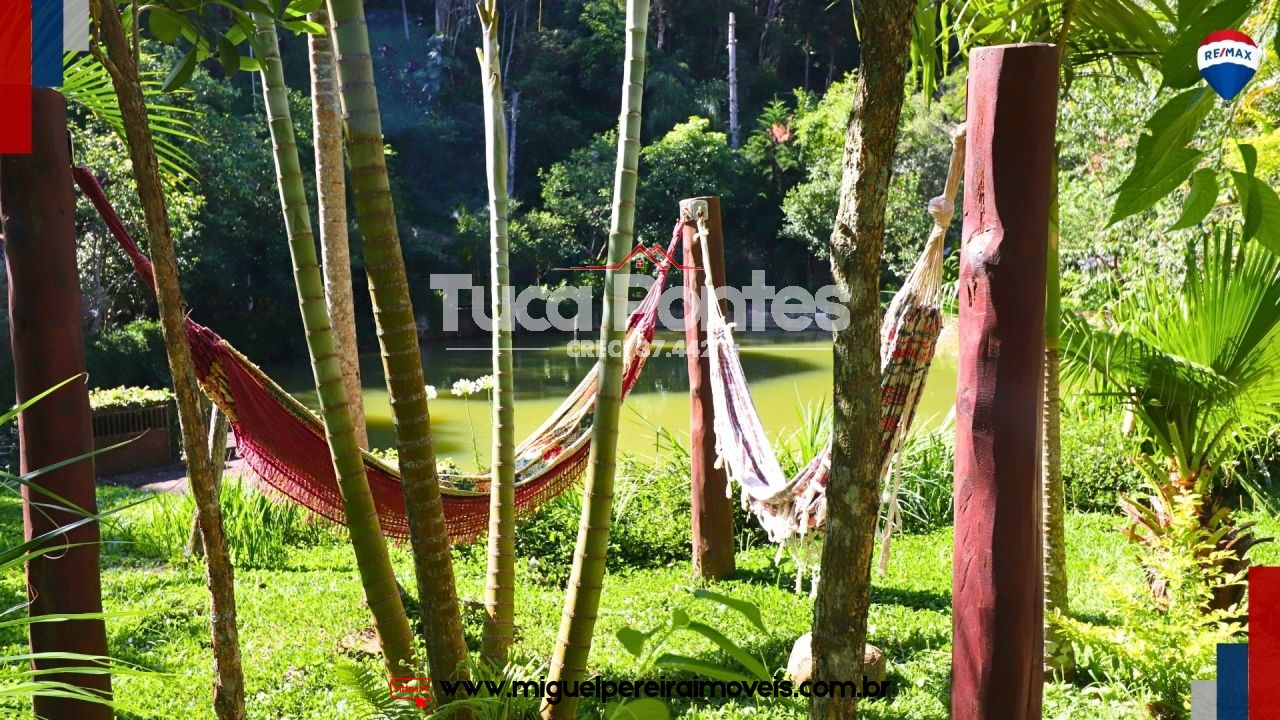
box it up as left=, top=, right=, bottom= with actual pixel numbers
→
left=542, top=0, right=651, bottom=715
left=327, top=0, right=469, bottom=696
left=252, top=12, right=417, bottom=676
left=477, top=0, right=517, bottom=666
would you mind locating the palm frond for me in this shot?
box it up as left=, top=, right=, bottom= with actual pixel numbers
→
left=62, top=53, right=203, bottom=187
left=910, top=0, right=1173, bottom=94
left=1062, top=231, right=1280, bottom=469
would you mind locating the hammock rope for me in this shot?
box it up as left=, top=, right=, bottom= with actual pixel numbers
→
left=74, top=166, right=678, bottom=544
left=695, top=128, right=966, bottom=579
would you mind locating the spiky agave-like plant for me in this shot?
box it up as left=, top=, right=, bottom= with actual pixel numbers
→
left=1062, top=230, right=1280, bottom=609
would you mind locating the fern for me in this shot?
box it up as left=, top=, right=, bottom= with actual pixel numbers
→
left=334, top=662, right=423, bottom=720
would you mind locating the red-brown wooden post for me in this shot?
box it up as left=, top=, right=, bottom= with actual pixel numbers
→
left=682, top=196, right=735, bottom=580
left=952, top=44, right=1058, bottom=720
left=2, top=89, right=112, bottom=717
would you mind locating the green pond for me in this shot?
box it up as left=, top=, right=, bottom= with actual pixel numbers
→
left=276, top=328, right=959, bottom=471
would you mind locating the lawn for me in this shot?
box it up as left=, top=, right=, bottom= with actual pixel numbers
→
left=1, top=480, right=1270, bottom=719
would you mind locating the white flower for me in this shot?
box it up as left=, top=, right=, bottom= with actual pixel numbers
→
left=425, top=385, right=437, bottom=400
left=451, top=376, right=493, bottom=397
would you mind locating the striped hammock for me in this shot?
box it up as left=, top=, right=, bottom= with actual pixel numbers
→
left=74, top=167, right=674, bottom=544
left=699, top=128, right=965, bottom=558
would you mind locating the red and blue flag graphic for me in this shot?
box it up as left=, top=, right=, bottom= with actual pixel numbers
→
left=0, top=0, right=88, bottom=153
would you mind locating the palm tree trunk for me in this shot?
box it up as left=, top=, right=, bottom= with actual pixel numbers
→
left=476, top=0, right=517, bottom=667
left=1043, top=158, right=1073, bottom=676
left=252, top=12, right=418, bottom=675
left=89, top=2, right=245, bottom=717
left=310, top=3, right=368, bottom=450
left=326, top=0, right=469, bottom=695
left=810, top=0, right=916, bottom=718
left=541, top=0, right=650, bottom=716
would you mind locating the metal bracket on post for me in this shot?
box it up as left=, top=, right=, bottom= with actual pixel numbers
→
left=679, top=198, right=709, bottom=227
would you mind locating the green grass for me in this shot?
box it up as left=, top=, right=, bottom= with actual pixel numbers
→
left=1, top=478, right=1274, bottom=719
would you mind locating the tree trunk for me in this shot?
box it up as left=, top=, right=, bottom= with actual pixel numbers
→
left=810, top=1, right=916, bottom=718
left=326, top=0, right=469, bottom=697
left=89, top=2, right=246, bottom=717
left=728, top=13, right=739, bottom=149
left=477, top=0, right=517, bottom=667
left=310, top=3, right=368, bottom=451
left=1042, top=154, right=1073, bottom=677
left=186, top=403, right=229, bottom=559
left=253, top=12, right=418, bottom=675
left=541, top=0, right=650, bottom=716
left=435, top=0, right=451, bottom=36
left=2, top=88, right=112, bottom=720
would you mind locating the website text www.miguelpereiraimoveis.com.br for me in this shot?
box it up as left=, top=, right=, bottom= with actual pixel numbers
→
left=392, top=676, right=892, bottom=707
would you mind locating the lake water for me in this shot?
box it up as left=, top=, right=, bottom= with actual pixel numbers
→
left=276, top=327, right=959, bottom=471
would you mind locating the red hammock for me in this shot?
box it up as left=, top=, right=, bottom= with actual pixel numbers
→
left=74, top=167, right=673, bottom=544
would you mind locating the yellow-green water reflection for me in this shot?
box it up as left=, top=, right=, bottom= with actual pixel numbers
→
left=276, top=328, right=958, bottom=471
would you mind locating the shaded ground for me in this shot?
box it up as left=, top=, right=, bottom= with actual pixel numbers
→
left=98, top=433, right=243, bottom=493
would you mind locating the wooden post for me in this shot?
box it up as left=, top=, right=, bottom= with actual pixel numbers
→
left=2, top=89, right=112, bottom=718
left=951, top=44, right=1058, bottom=720
left=681, top=196, right=735, bottom=580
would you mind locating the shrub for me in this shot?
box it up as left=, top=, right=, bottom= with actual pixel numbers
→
left=1054, top=489, right=1245, bottom=718
left=88, top=385, right=174, bottom=411
left=517, top=428, right=694, bottom=586
left=1060, top=399, right=1145, bottom=513
left=86, top=319, right=170, bottom=390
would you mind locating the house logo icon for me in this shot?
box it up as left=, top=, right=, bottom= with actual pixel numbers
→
left=555, top=242, right=696, bottom=272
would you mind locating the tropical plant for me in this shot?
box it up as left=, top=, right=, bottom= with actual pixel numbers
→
left=477, top=0, right=518, bottom=667
left=89, top=1, right=245, bottom=716
left=1061, top=229, right=1280, bottom=608
left=617, top=588, right=775, bottom=686
left=326, top=0, right=469, bottom=697
left=61, top=52, right=202, bottom=187
left=0, top=380, right=150, bottom=713
left=1053, top=487, right=1245, bottom=718
left=543, top=0, right=651, bottom=715
left=250, top=10, right=418, bottom=674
